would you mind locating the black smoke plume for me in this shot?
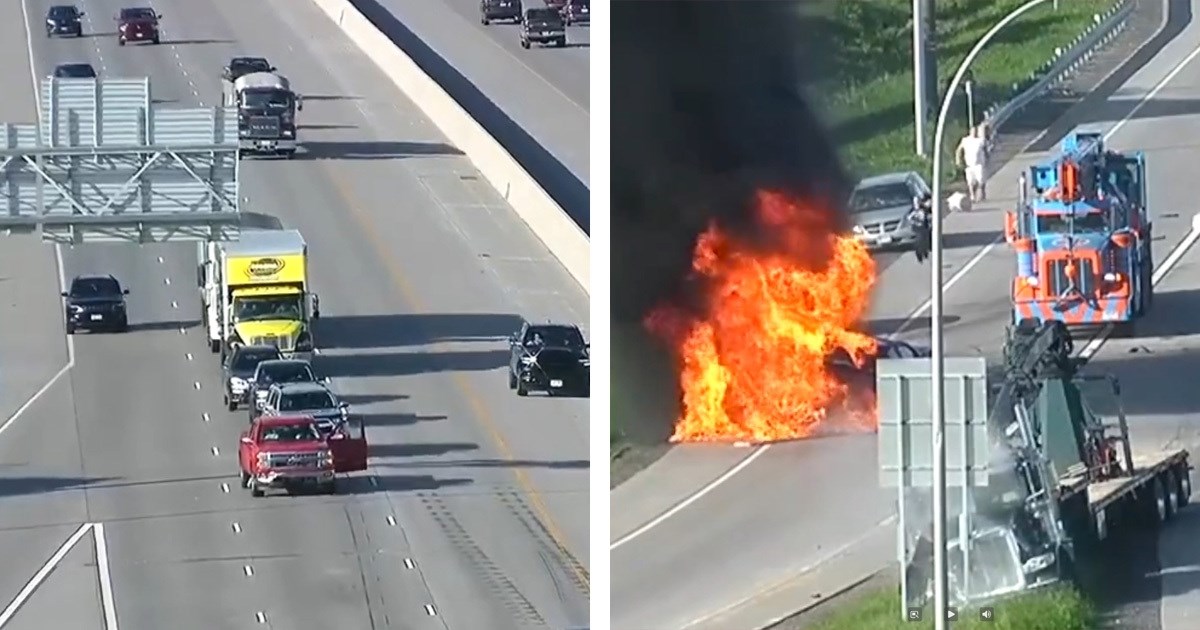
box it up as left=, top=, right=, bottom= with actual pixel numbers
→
left=611, top=0, right=853, bottom=322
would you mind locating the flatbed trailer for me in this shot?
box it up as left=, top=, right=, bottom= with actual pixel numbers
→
left=1057, top=448, right=1191, bottom=544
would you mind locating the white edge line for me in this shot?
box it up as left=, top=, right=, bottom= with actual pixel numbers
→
left=0, top=523, right=94, bottom=627
left=610, top=445, right=771, bottom=550
left=608, top=41, right=1200, bottom=552
left=93, top=523, right=119, bottom=630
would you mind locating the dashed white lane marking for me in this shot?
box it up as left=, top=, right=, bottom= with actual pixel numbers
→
left=210, top=446, right=219, bottom=456
left=220, top=483, right=229, bottom=493
left=403, top=558, right=415, bottom=569
left=193, top=381, right=201, bottom=390
left=172, top=300, right=178, bottom=309
left=424, top=604, right=437, bottom=616
left=254, top=611, right=266, bottom=624
left=231, top=522, right=241, bottom=534
left=385, top=515, right=396, bottom=526
left=157, top=256, right=164, bottom=263
left=163, top=277, right=171, bottom=285
left=185, top=352, right=192, bottom=361
left=243, top=565, right=254, bottom=577
left=202, top=413, right=210, bottom=422
left=368, top=476, right=378, bottom=487
left=179, top=327, right=186, bottom=335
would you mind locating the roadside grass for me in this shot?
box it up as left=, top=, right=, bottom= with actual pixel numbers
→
left=808, top=0, right=1116, bottom=184
left=806, top=584, right=1095, bottom=630
left=609, top=0, right=1115, bottom=483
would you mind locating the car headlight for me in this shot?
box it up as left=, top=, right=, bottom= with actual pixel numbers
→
left=70, top=305, right=84, bottom=313
left=1022, top=552, right=1055, bottom=574
left=851, top=225, right=865, bottom=235
left=520, top=356, right=537, bottom=365
left=256, top=452, right=269, bottom=466
left=317, top=450, right=333, bottom=465
left=230, top=377, right=247, bottom=390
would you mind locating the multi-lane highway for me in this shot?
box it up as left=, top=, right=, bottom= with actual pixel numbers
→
left=611, top=8, right=1200, bottom=630
left=0, top=0, right=589, bottom=628
left=355, top=0, right=590, bottom=210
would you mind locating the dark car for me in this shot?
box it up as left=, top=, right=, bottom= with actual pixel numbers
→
left=45, top=5, right=84, bottom=37
left=480, top=0, right=521, bottom=24
left=829, top=336, right=931, bottom=387
left=222, top=56, right=274, bottom=82
left=561, top=0, right=589, bottom=25
left=62, top=275, right=129, bottom=334
left=520, top=8, right=566, bottom=49
left=256, top=382, right=349, bottom=432
left=222, top=344, right=284, bottom=411
left=116, top=7, right=161, bottom=46
left=247, top=359, right=321, bottom=413
left=52, top=63, right=97, bottom=79
left=508, top=322, right=589, bottom=396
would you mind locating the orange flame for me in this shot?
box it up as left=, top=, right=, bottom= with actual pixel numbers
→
left=645, top=190, right=879, bottom=443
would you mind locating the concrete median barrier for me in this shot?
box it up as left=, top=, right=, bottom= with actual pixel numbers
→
left=307, top=0, right=590, bottom=294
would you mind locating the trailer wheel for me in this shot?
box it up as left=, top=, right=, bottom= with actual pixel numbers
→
left=1144, top=476, right=1168, bottom=525
left=1178, top=464, right=1192, bottom=508
left=1164, top=470, right=1179, bottom=518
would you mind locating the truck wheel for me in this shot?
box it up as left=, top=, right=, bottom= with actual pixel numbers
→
left=521, top=39, right=530, bottom=49
left=508, top=371, right=517, bottom=390
left=1164, top=470, right=1180, bottom=517
left=481, top=17, right=489, bottom=25
left=1144, top=476, right=1168, bottom=525
left=225, top=395, right=237, bottom=412
left=66, top=322, right=75, bottom=335
left=249, top=479, right=265, bottom=498
left=322, top=480, right=338, bottom=495
left=557, top=37, right=567, bottom=47
left=118, top=37, right=125, bottom=46
left=516, top=381, right=528, bottom=397
left=239, top=469, right=251, bottom=488
left=1177, top=464, right=1192, bottom=508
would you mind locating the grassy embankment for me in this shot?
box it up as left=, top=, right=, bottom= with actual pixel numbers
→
left=611, top=0, right=1116, bottom=487
left=805, top=584, right=1095, bottom=630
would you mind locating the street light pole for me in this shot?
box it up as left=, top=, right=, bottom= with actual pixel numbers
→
left=927, top=1, right=1049, bottom=629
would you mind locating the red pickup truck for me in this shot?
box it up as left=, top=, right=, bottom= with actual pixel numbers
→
left=238, top=414, right=368, bottom=496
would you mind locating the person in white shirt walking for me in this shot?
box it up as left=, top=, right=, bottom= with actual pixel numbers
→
left=955, top=125, right=989, bottom=203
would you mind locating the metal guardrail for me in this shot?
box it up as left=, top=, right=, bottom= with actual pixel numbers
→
left=981, top=0, right=1134, bottom=144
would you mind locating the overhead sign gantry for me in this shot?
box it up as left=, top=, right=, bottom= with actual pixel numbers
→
left=0, top=77, right=240, bottom=244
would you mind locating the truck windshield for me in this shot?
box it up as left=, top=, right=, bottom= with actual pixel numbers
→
left=233, top=296, right=302, bottom=322
left=242, top=89, right=292, bottom=110
left=259, top=423, right=320, bottom=442
left=1035, top=213, right=1108, bottom=233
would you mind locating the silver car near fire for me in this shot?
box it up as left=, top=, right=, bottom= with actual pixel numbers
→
left=848, top=171, right=933, bottom=251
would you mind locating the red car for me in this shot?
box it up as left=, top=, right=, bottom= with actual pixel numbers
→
left=116, top=7, right=160, bottom=46
left=238, top=414, right=368, bottom=496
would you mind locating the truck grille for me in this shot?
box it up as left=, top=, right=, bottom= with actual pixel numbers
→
left=1047, top=258, right=1096, bottom=297
left=267, top=452, right=319, bottom=469
left=247, top=116, right=281, bottom=138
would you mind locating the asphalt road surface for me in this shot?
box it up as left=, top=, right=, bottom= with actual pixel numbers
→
left=0, top=0, right=589, bottom=628
left=610, top=7, right=1200, bottom=630
left=359, top=0, right=590, bottom=192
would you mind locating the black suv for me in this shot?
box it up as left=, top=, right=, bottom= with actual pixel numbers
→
left=222, top=56, right=274, bottom=82
left=63, top=275, right=129, bottom=334
left=222, top=344, right=284, bottom=411
left=480, top=0, right=521, bottom=25
left=53, top=63, right=97, bottom=79
left=520, top=8, right=566, bottom=49
left=508, top=322, right=589, bottom=396
left=46, top=5, right=85, bottom=37
left=246, top=359, right=321, bottom=413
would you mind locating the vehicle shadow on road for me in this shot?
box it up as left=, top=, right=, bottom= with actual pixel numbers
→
left=341, top=393, right=410, bottom=406
left=370, top=441, right=479, bottom=459
left=0, top=475, right=114, bottom=498
left=317, top=349, right=510, bottom=377
left=296, top=141, right=463, bottom=161
left=377, top=458, right=589, bottom=470
left=128, top=319, right=200, bottom=332
left=1084, top=348, right=1200, bottom=418
left=317, top=313, right=524, bottom=349
left=163, top=39, right=234, bottom=46
left=359, top=412, right=446, bottom=428
left=941, top=230, right=1000, bottom=251
left=1121, top=288, right=1200, bottom=339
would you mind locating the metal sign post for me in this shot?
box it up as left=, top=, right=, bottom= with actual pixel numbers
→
left=878, top=357, right=989, bottom=621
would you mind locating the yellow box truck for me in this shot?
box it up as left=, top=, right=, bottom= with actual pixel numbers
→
left=198, top=229, right=319, bottom=360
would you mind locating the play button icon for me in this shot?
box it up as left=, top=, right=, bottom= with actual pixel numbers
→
left=946, top=607, right=958, bottom=621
